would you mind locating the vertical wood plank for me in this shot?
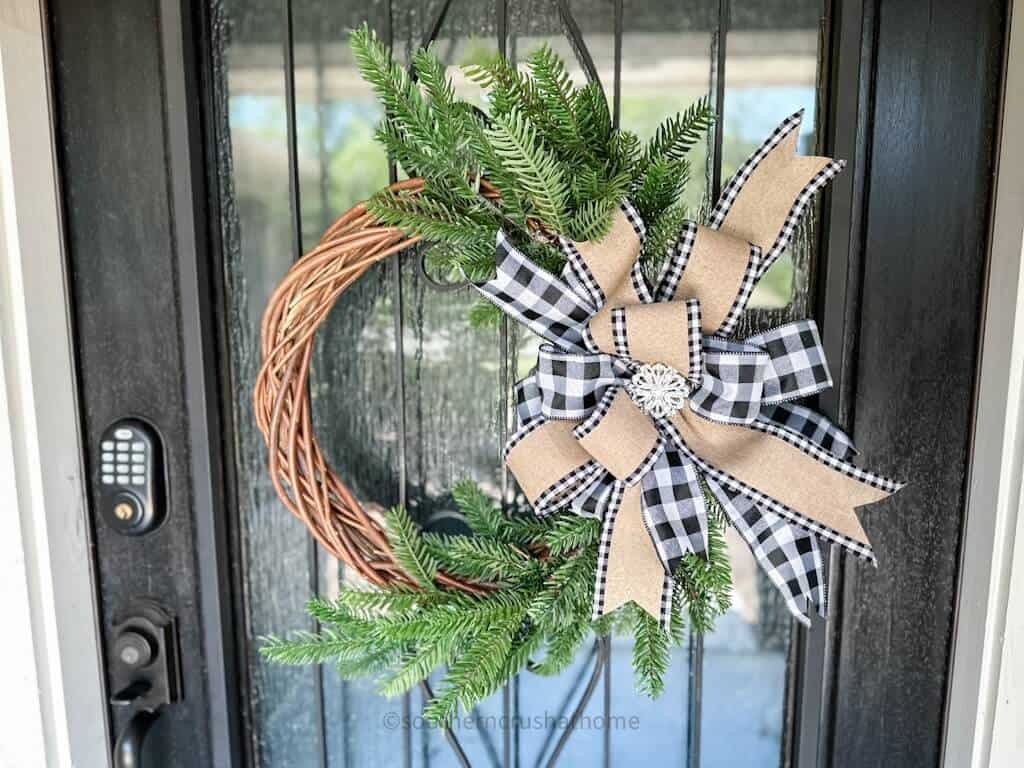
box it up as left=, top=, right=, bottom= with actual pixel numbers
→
left=49, top=0, right=218, bottom=763
left=829, top=1, right=1005, bottom=765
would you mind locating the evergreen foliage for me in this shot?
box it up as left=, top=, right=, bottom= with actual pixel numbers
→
left=262, top=30, right=730, bottom=726
left=349, top=24, right=714, bottom=290
left=263, top=481, right=732, bottom=724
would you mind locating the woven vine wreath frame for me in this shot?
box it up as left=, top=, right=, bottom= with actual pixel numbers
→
left=254, top=176, right=520, bottom=598
left=253, top=1, right=606, bottom=601
left=253, top=177, right=614, bottom=766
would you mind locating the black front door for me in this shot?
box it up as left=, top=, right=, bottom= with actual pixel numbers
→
left=46, top=1, right=1006, bottom=766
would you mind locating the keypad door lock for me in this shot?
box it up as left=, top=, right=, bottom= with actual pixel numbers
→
left=98, top=419, right=165, bottom=535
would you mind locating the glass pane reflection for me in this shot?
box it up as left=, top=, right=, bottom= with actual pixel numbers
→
left=701, top=3, right=825, bottom=767
left=723, top=2, right=822, bottom=309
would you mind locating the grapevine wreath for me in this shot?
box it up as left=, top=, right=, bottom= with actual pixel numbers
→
left=256, top=26, right=903, bottom=725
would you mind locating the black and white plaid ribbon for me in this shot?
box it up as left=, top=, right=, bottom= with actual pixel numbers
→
left=481, top=232, right=888, bottom=625
left=525, top=325, right=832, bottom=427
left=474, top=114, right=902, bottom=628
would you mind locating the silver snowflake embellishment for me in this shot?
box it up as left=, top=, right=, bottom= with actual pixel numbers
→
left=627, top=363, right=691, bottom=418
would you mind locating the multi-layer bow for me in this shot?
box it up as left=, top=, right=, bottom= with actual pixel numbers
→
left=476, top=111, right=903, bottom=628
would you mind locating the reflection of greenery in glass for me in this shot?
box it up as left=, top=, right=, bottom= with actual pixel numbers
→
left=456, top=38, right=499, bottom=68
left=325, top=108, right=388, bottom=211
left=621, top=93, right=708, bottom=213
left=244, top=74, right=802, bottom=312
left=294, top=100, right=389, bottom=239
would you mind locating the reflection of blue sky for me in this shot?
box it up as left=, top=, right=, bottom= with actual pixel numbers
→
left=230, top=87, right=815, bottom=152
left=725, top=86, right=817, bottom=146
left=230, top=95, right=284, bottom=134
left=301, top=101, right=382, bottom=146
left=230, top=95, right=382, bottom=142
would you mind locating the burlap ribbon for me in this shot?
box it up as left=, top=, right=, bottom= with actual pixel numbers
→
left=476, top=111, right=903, bottom=628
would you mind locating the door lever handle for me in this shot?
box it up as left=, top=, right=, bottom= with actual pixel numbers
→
left=113, top=710, right=160, bottom=768
left=108, top=602, right=181, bottom=767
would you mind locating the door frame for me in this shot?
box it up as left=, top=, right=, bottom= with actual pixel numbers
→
left=4, top=0, right=1016, bottom=766
left=0, top=1, right=108, bottom=765
left=944, top=2, right=1024, bottom=766
left=159, top=0, right=245, bottom=763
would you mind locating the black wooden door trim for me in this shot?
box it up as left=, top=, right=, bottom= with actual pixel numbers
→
left=792, top=0, right=874, bottom=763
left=819, top=1, right=1007, bottom=766
left=159, top=1, right=244, bottom=765
left=943, top=3, right=1022, bottom=765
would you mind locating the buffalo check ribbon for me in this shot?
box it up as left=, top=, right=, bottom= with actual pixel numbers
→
left=475, top=111, right=904, bottom=629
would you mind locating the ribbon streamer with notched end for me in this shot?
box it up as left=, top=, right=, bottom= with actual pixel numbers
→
left=476, top=110, right=904, bottom=629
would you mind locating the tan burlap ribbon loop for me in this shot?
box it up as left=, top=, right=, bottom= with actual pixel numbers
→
left=505, top=420, right=593, bottom=511
left=575, top=388, right=661, bottom=483
left=587, top=301, right=702, bottom=377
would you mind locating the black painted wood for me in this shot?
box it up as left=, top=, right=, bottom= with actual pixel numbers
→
left=825, top=1, right=1006, bottom=766
left=48, top=0, right=217, bottom=764
left=47, top=0, right=1007, bottom=765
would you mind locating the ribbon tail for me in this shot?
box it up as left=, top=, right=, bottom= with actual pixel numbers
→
left=593, top=482, right=674, bottom=630
left=639, top=445, right=709, bottom=571
left=760, top=402, right=858, bottom=461
left=664, top=409, right=902, bottom=561
left=705, top=477, right=827, bottom=625
left=655, top=112, right=844, bottom=336
left=708, top=109, right=844, bottom=277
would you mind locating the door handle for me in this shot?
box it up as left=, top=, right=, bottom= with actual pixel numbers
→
left=108, top=602, right=181, bottom=767
left=113, top=710, right=160, bottom=768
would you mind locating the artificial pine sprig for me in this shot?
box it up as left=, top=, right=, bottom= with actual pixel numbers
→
left=263, top=480, right=732, bottom=725
left=631, top=606, right=671, bottom=698
left=349, top=24, right=714, bottom=290
left=384, top=505, right=441, bottom=589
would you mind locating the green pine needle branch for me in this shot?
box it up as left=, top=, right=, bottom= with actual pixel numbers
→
left=263, top=480, right=732, bottom=725
left=348, top=25, right=714, bottom=295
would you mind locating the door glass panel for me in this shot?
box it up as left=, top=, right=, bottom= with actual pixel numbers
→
left=724, top=0, right=823, bottom=311
left=212, top=0, right=829, bottom=765
left=700, top=2, right=826, bottom=767
left=213, top=1, right=325, bottom=764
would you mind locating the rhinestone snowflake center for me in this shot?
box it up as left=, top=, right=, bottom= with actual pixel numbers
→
left=626, top=362, right=691, bottom=418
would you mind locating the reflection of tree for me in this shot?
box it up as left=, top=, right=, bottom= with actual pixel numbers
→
left=312, top=263, right=403, bottom=511
left=401, top=252, right=504, bottom=524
